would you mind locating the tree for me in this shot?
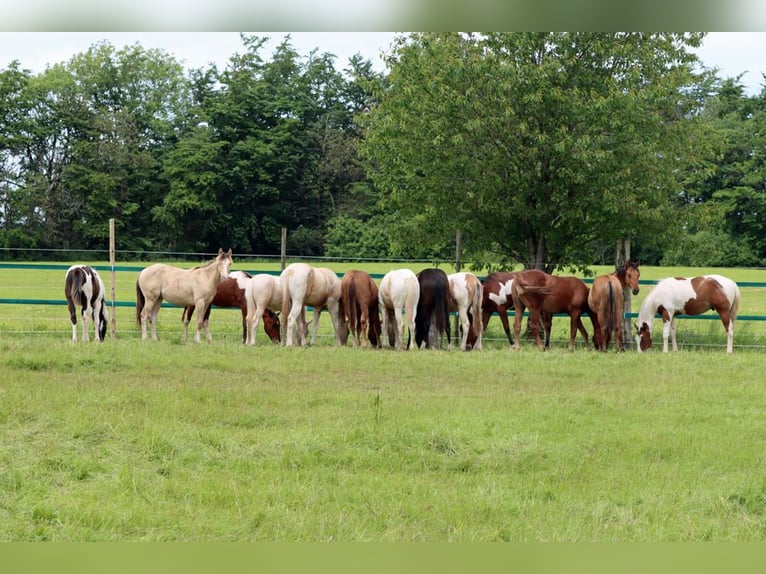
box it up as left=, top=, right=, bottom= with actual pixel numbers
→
left=361, top=33, right=712, bottom=271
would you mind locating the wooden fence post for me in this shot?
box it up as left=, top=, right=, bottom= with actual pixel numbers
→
left=280, top=228, right=287, bottom=271
left=616, top=238, right=632, bottom=348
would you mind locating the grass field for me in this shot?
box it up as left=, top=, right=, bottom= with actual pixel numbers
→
left=1, top=260, right=765, bottom=541
left=1, top=336, right=765, bottom=541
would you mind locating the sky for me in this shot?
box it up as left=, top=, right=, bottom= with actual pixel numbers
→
left=0, top=32, right=765, bottom=95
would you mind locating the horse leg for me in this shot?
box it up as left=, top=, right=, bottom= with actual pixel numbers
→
left=530, top=308, right=544, bottom=351
left=81, top=306, right=90, bottom=343
left=720, top=311, right=735, bottom=354
left=67, top=300, right=78, bottom=342
left=359, top=307, right=369, bottom=349
left=662, top=319, right=672, bottom=353
left=458, top=308, right=470, bottom=351
left=149, top=302, right=161, bottom=341
left=181, top=306, right=192, bottom=341
left=512, top=305, right=524, bottom=350
left=309, top=307, right=323, bottom=346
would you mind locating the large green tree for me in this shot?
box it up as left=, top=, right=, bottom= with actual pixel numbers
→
left=362, top=32, right=713, bottom=271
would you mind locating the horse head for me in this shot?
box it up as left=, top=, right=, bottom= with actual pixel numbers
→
left=624, top=260, right=641, bottom=296
left=216, top=248, right=233, bottom=280
left=635, top=321, right=652, bottom=352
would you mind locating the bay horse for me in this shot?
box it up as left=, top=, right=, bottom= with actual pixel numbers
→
left=511, top=269, right=596, bottom=351
left=65, top=264, right=108, bottom=342
left=635, top=275, right=741, bottom=354
left=280, top=262, right=343, bottom=347
left=136, top=248, right=233, bottom=342
left=588, top=260, right=641, bottom=352
left=181, top=271, right=280, bottom=345
left=378, top=268, right=420, bottom=350
left=480, top=271, right=520, bottom=347
left=339, top=269, right=382, bottom=348
left=415, top=268, right=451, bottom=350
left=244, top=273, right=284, bottom=346
left=448, top=272, right=484, bottom=351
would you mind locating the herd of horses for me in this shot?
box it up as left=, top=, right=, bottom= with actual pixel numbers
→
left=64, top=251, right=743, bottom=354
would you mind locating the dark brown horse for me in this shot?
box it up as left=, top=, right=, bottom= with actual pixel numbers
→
left=511, top=269, right=597, bottom=351
left=415, top=268, right=451, bottom=349
left=480, top=271, right=520, bottom=347
left=339, top=269, right=381, bottom=348
left=181, top=271, right=280, bottom=344
left=588, top=261, right=641, bottom=351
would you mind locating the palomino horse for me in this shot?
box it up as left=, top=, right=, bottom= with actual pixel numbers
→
left=181, top=271, right=280, bottom=345
left=480, top=271, right=519, bottom=347
left=65, top=264, right=108, bottom=342
left=244, top=273, right=283, bottom=346
left=339, top=269, right=382, bottom=348
left=587, top=260, right=641, bottom=351
left=635, top=275, right=741, bottom=354
left=448, top=272, right=484, bottom=351
left=378, top=268, right=420, bottom=350
left=416, top=268, right=451, bottom=350
left=511, top=269, right=596, bottom=351
left=136, top=248, right=233, bottom=342
left=280, top=262, right=343, bottom=347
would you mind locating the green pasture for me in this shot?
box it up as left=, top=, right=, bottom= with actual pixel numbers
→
left=1, top=261, right=765, bottom=348
left=0, top=337, right=765, bottom=541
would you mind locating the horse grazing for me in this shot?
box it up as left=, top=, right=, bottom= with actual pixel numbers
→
left=635, top=275, right=741, bottom=354
left=448, top=272, right=484, bottom=351
left=136, top=248, right=233, bottom=342
left=65, top=264, right=108, bottom=342
left=181, top=271, right=280, bottom=345
left=588, top=260, right=641, bottom=352
left=378, top=268, right=420, bottom=350
left=339, top=270, right=382, bottom=348
left=480, top=271, right=520, bottom=347
left=415, top=268, right=451, bottom=350
left=244, top=273, right=283, bottom=346
left=280, top=262, right=343, bottom=347
left=511, top=269, right=595, bottom=351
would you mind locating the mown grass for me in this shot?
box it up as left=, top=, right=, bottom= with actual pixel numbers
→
left=1, top=336, right=765, bottom=541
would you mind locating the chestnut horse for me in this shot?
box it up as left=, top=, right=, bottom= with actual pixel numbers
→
left=587, top=261, right=641, bottom=352
left=448, top=272, right=484, bottom=351
left=339, top=270, right=381, bottom=348
left=378, top=268, right=420, bottom=350
left=182, top=271, right=280, bottom=345
left=65, top=264, right=108, bottom=342
left=280, top=262, right=343, bottom=347
left=511, top=269, right=596, bottom=351
left=416, top=268, right=451, bottom=350
left=636, top=275, right=741, bottom=354
left=480, top=271, right=520, bottom=347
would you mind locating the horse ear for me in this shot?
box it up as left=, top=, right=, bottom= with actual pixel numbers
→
left=227, top=248, right=232, bottom=256
left=217, top=248, right=223, bottom=255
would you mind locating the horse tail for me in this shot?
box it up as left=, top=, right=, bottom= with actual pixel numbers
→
left=347, top=279, right=359, bottom=335
left=729, top=282, right=741, bottom=322
left=65, top=267, right=87, bottom=304
left=281, top=272, right=293, bottom=341
left=136, top=277, right=145, bottom=326
left=470, top=279, right=483, bottom=340
left=514, top=278, right=556, bottom=296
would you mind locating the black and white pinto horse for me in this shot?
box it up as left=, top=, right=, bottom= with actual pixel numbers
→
left=415, top=268, right=451, bottom=349
left=65, top=264, right=108, bottom=342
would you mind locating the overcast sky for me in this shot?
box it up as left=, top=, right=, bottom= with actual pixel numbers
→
left=1, top=32, right=765, bottom=95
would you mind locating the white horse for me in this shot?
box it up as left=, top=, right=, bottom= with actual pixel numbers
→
left=65, top=264, right=108, bottom=342
left=136, top=248, right=232, bottom=342
left=378, top=268, right=420, bottom=350
left=280, top=262, right=343, bottom=347
left=636, top=274, right=740, bottom=354
left=448, top=272, right=484, bottom=351
left=244, top=273, right=283, bottom=346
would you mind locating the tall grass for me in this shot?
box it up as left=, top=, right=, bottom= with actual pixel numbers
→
left=1, top=336, right=765, bottom=541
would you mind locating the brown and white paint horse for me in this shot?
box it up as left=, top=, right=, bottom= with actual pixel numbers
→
left=280, top=262, right=343, bottom=347
left=339, top=269, right=382, bottom=348
left=511, top=269, right=596, bottom=351
left=588, top=261, right=641, bottom=352
left=65, top=264, right=108, bottom=342
left=136, top=248, right=233, bottom=342
left=480, top=271, right=519, bottom=347
left=635, top=275, right=741, bottom=354
left=448, top=272, right=484, bottom=351
left=182, top=271, right=280, bottom=345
